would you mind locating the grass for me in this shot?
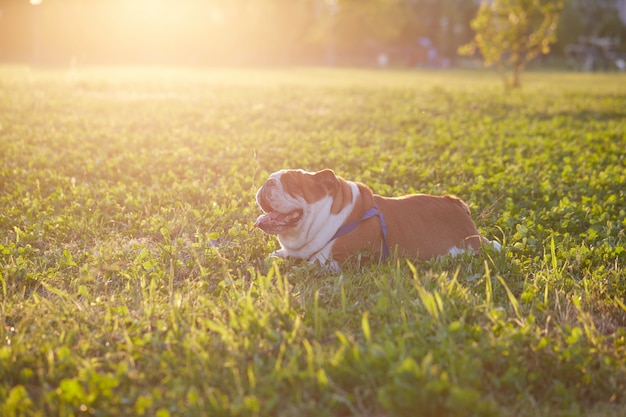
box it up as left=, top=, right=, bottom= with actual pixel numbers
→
left=1, top=65, right=625, bottom=417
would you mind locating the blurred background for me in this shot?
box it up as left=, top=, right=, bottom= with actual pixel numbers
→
left=1, top=0, right=625, bottom=69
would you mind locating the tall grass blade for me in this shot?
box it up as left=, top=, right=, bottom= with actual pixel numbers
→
left=496, top=275, right=521, bottom=320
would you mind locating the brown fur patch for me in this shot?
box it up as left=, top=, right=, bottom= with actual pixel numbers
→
left=332, top=185, right=488, bottom=263
left=280, top=170, right=327, bottom=204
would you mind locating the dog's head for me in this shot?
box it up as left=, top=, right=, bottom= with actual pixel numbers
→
left=254, top=169, right=340, bottom=234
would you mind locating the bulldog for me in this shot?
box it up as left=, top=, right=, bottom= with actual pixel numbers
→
left=254, top=169, right=499, bottom=270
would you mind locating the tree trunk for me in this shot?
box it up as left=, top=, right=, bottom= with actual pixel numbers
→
left=511, top=62, right=525, bottom=89
left=511, top=68, right=521, bottom=88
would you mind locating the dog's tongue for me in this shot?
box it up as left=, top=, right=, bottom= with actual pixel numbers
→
left=254, top=211, right=300, bottom=234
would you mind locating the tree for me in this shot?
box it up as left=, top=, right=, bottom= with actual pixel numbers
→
left=557, top=0, right=626, bottom=53
left=459, top=0, right=564, bottom=89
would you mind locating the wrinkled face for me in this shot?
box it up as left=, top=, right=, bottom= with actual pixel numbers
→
left=254, top=169, right=338, bottom=234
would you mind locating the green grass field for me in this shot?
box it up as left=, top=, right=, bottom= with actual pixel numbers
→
left=1, top=66, right=625, bottom=417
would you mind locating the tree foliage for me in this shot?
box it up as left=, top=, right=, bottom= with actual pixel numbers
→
left=460, top=0, right=564, bottom=89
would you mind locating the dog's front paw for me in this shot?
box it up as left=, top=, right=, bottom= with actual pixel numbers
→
left=270, top=249, right=288, bottom=259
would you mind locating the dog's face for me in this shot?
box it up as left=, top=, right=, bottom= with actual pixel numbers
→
left=254, top=169, right=338, bottom=234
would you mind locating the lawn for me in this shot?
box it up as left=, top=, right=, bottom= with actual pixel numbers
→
left=0, top=66, right=625, bottom=417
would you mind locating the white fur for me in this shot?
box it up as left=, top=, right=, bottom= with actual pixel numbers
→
left=447, top=239, right=501, bottom=258
left=260, top=171, right=359, bottom=264
left=447, top=246, right=467, bottom=257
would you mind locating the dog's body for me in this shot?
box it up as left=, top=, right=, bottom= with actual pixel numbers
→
left=255, top=169, right=499, bottom=270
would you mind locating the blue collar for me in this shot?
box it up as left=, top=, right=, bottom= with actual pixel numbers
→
left=331, top=205, right=390, bottom=260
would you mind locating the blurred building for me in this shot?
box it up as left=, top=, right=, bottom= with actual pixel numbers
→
left=619, top=0, right=626, bottom=24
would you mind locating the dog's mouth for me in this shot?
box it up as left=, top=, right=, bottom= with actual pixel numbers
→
left=254, top=209, right=303, bottom=234
left=254, top=186, right=304, bottom=234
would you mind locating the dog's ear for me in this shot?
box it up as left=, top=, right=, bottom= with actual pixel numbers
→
left=313, top=169, right=338, bottom=192
left=315, top=169, right=352, bottom=215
